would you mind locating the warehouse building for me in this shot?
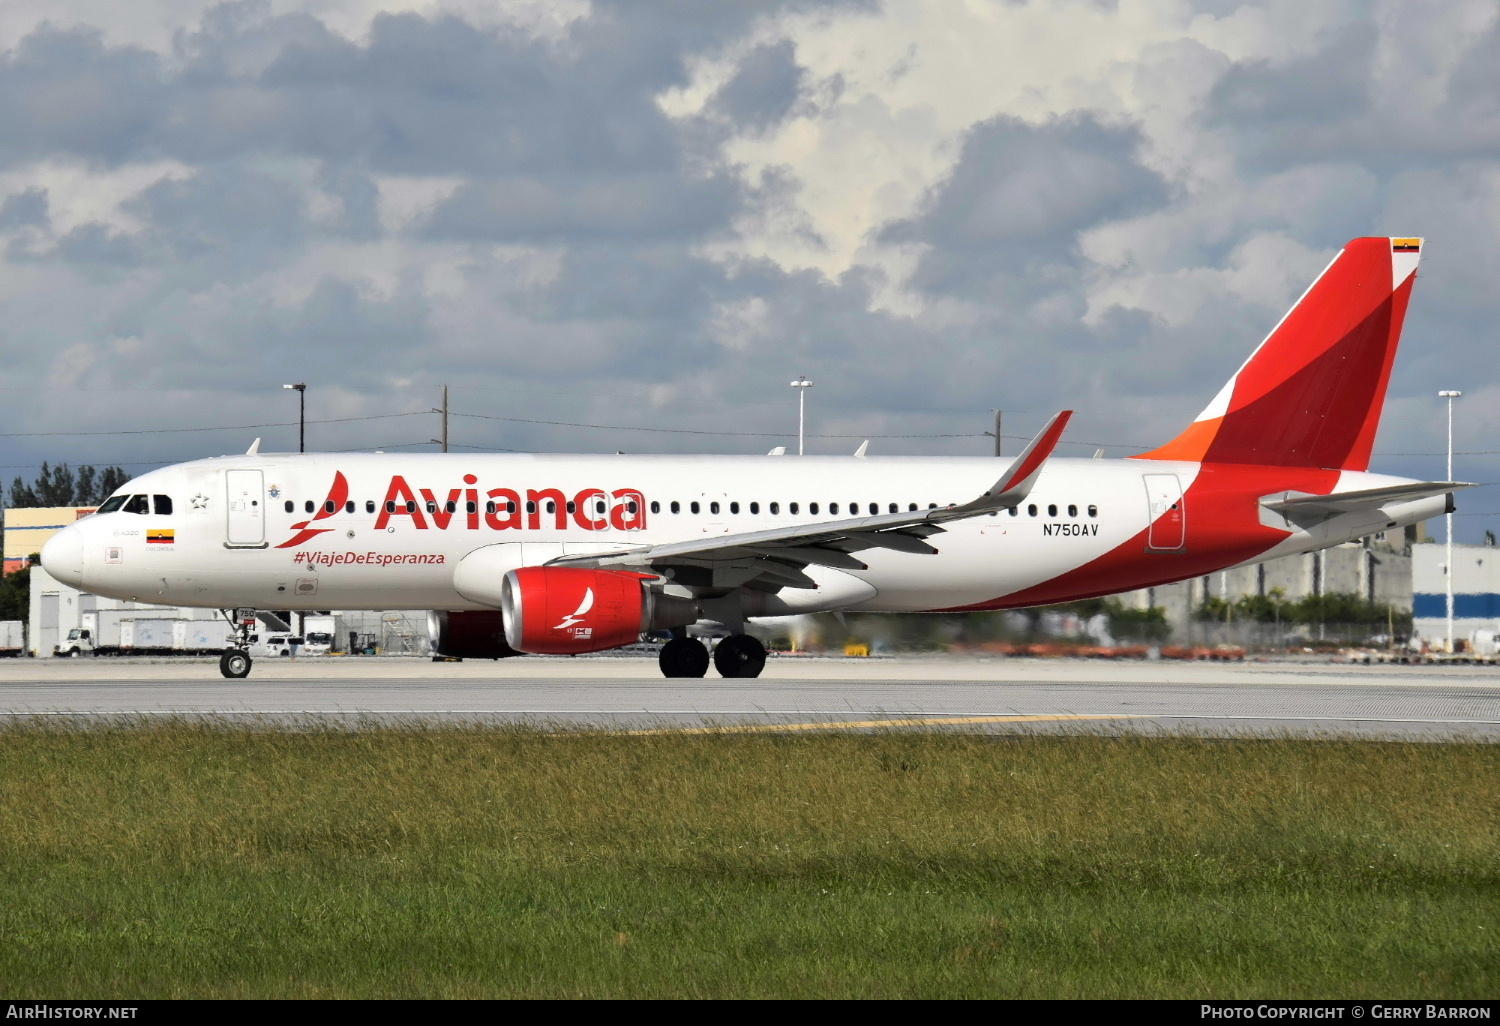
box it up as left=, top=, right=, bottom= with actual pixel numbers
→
left=3, top=506, right=97, bottom=574
left=1411, top=541, right=1500, bottom=651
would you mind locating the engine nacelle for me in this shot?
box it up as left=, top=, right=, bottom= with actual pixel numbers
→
left=501, top=567, right=698, bottom=655
left=428, top=610, right=521, bottom=660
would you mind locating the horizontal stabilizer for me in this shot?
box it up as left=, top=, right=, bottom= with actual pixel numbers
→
left=1262, top=481, right=1472, bottom=517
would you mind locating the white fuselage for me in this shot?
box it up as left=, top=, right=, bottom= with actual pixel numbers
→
left=41, top=452, right=1442, bottom=616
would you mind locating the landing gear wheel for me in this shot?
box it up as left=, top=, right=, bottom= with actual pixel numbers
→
left=219, top=650, right=252, bottom=679
left=659, top=637, right=710, bottom=678
left=713, top=634, right=766, bottom=679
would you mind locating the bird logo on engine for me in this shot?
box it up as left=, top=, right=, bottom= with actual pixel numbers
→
left=556, top=588, right=595, bottom=635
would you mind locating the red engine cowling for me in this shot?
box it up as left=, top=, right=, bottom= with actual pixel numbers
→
left=501, top=567, right=697, bottom=655
left=428, top=610, right=521, bottom=660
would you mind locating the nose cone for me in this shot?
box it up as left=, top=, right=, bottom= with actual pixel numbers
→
left=40, top=525, right=85, bottom=588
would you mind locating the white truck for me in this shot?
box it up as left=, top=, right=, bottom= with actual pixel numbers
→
left=56, top=612, right=230, bottom=657
left=0, top=620, right=23, bottom=657
left=300, top=614, right=343, bottom=655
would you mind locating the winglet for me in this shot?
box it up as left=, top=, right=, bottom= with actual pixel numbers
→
left=987, top=410, right=1071, bottom=505
left=924, top=411, right=1072, bottom=524
left=246, top=437, right=261, bottom=456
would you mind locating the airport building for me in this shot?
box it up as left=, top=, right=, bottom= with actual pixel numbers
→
left=3, top=506, right=98, bottom=574
left=1114, top=523, right=1423, bottom=639
left=1411, top=541, right=1500, bottom=650
left=24, top=564, right=430, bottom=658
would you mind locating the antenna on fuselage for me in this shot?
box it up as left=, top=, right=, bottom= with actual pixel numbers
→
left=246, top=437, right=262, bottom=456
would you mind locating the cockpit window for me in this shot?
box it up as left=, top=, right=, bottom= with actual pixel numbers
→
left=98, top=495, right=127, bottom=514
left=153, top=495, right=173, bottom=516
left=122, top=495, right=150, bottom=515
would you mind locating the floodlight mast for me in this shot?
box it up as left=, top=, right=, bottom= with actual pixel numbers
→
left=283, top=383, right=306, bottom=453
left=790, top=376, right=813, bottom=456
left=1439, top=390, right=1462, bottom=653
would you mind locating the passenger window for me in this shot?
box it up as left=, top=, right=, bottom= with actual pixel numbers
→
left=650, top=501, right=660, bottom=514
left=284, top=501, right=294, bottom=513
left=888, top=503, right=897, bottom=514
left=596, top=500, right=607, bottom=515
left=830, top=502, right=839, bottom=514
left=909, top=503, right=918, bottom=512
left=769, top=502, right=779, bottom=514
left=729, top=502, right=739, bottom=514
left=626, top=501, right=638, bottom=514
left=928, top=503, right=937, bottom=510
left=810, top=502, right=820, bottom=515
left=1048, top=504, right=1057, bottom=517
left=790, top=502, right=800, bottom=515
left=670, top=501, right=681, bottom=514
left=153, top=495, right=173, bottom=515
left=485, top=501, right=496, bottom=514
left=385, top=501, right=396, bottom=514
left=749, top=502, right=759, bottom=514
left=466, top=501, right=477, bottom=514
left=345, top=501, right=355, bottom=514
left=98, top=495, right=127, bottom=513
left=709, top=501, right=720, bottom=514
left=565, top=501, right=575, bottom=514
left=546, top=501, right=556, bottom=514
left=304, top=500, right=315, bottom=514
left=690, top=501, right=700, bottom=514
left=325, top=500, right=337, bottom=514
left=123, top=495, right=150, bottom=515
left=1027, top=504, right=1037, bottom=517
left=1088, top=505, right=1098, bottom=517
left=1067, top=504, right=1077, bottom=517
left=526, top=501, right=537, bottom=514
left=426, top=501, right=437, bottom=514
left=406, top=500, right=417, bottom=514
left=1008, top=507, right=1018, bottom=517
left=365, top=500, right=375, bottom=514
left=508, top=501, right=517, bottom=514
left=447, top=501, right=458, bottom=514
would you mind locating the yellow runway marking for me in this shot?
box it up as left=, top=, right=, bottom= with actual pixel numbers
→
left=623, top=714, right=1149, bottom=735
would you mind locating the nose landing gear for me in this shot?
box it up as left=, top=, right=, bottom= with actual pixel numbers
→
left=219, top=649, right=252, bottom=679
left=218, top=608, right=257, bottom=679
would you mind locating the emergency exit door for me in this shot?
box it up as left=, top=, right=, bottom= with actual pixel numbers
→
left=225, top=469, right=266, bottom=546
left=1143, top=473, right=1186, bottom=551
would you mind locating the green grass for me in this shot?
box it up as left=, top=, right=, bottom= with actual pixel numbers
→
left=0, top=723, right=1496, bottom=998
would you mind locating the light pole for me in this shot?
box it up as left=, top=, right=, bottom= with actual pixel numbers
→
left=789, top=376, right=813, bottom=455
left=283, top=383, right=306, bottom=453
left=1440, top=389, right=1462, bottom=653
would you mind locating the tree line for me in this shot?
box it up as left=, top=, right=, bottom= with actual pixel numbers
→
left=7, top=463, right=129, bottom=509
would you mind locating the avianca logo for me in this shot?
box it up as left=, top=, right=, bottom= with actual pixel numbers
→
left=278, top=471, right=349, bottom=549
left=556, top=588, right=594, bottom=632
left=275, top=473, right=648, bottom=548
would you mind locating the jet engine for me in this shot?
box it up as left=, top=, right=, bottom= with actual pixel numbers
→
left=501, top=566, right=698, bottom=655
left=428, top=610, right=521, bottom=660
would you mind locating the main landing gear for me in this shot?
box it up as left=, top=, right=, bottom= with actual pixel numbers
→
left=658, top=634, right=766, bottom=679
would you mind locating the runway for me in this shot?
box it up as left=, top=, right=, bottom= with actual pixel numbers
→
left=1, top=655, right=1498, bottom=738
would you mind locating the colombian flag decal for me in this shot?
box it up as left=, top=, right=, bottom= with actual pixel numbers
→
left=146, top=529, right=175, bottom=545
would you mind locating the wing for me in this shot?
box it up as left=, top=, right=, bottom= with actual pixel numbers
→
left=551, top=411, right=1072, bottom=588
left=1262, top=480, right=1472, bottom=518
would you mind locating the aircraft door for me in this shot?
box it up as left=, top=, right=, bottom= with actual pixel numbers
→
left=225, top=470, right=266, bottom=546
left=1143, top=473, right=1186, bottom=551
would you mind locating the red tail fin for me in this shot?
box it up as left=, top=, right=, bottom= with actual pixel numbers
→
left=1136, top=237, right=1421, bottom=471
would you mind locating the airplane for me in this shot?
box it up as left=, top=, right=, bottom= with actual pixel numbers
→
left=41, top=236, right=1468, bottom=680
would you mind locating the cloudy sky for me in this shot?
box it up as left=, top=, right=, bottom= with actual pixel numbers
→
left=2, top=0, right=1498, bottom=538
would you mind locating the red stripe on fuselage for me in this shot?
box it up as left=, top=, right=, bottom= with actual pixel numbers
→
left=938, top=462, right=1340, bottom=611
